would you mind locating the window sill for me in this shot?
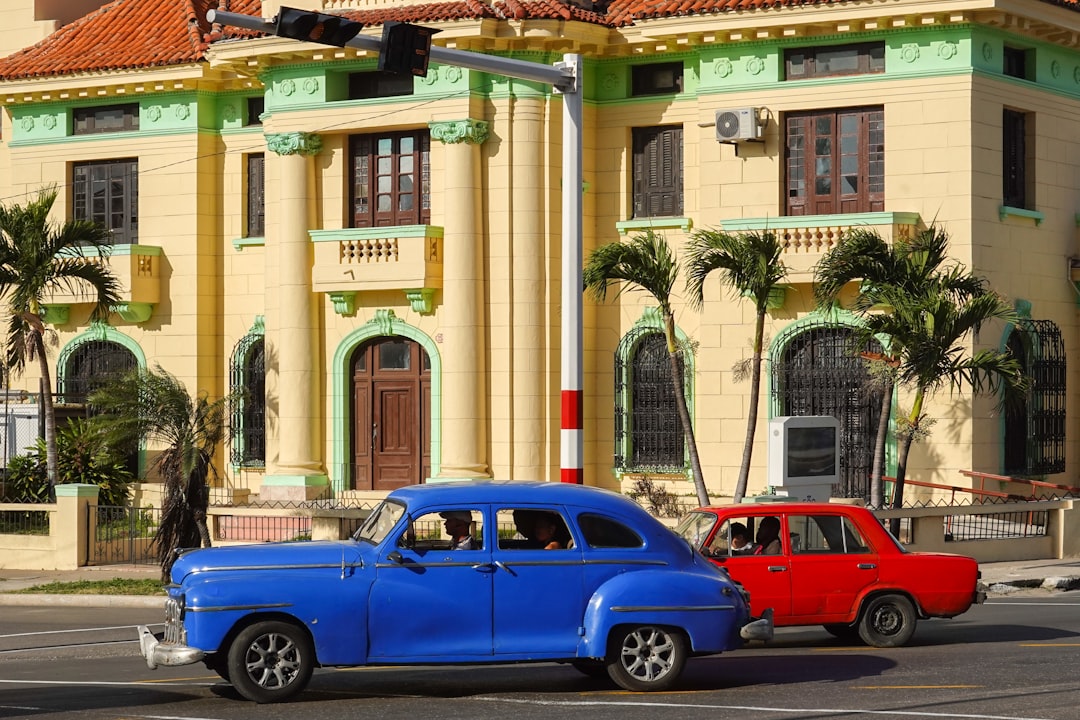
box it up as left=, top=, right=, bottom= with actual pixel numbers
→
left=999, top=205, right=1043, bottom=226
left=616, top=217, right=693, bottom=236
left=232, top=236, right=265, bottom=251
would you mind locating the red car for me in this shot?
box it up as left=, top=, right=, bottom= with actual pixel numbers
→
left=674, top=502, right=985, bottom=647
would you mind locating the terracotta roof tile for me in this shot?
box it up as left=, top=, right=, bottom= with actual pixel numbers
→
left=2, top=0, right=1080, bottom=82
left=0, top=0, right=260, bottom=81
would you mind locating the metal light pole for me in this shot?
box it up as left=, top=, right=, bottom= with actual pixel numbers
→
left=208, top=10, right=585, bottom=484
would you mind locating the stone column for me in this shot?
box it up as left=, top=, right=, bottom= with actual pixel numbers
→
left=510, top=95, right=546, bottom=478
left=430, top=119, right=490, bottom=478
left=263, top=131, right=327, bottom=500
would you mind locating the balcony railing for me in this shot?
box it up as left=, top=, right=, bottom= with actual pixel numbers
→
left=719, top=212, right=923, bottom=284
left=311, top=226, right=443, bottom=315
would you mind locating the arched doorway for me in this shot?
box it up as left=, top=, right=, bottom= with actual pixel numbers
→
left=771, top=322, right=884, bottom=500
left=60, top=338, right=139, bottom=476
left=350, top=336, right=431, bottom=491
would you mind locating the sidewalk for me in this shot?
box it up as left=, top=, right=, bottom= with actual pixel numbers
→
left=0, top=557, right=1078, bottom=608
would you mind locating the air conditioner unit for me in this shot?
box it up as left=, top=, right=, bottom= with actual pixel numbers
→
left=715, top=107, right=762, bottom=142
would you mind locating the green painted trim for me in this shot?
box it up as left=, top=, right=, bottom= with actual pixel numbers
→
left=613, top=307, right=694, bottom=476
left=58, top=244, right=161, bottom=258
left=999, top=205, right=1044, bottom=226
left=6, top=126, right=223, bottom=148
left=309, top=226, right=442, bottom=242
left=111, top=302, right=154, bottom=323
left=41, top=304, right=70, bottom=325
left=616, top=218, right=693, bottom=236
left=54, top=483, right=100, bottom=498
left=328, top=291, right=357, bottom=317
left=261, top=475, right=329, bottom=487
left=721, top=211, right=922, bottom=232
left=404, top=288, right=436, bottom=315
left=232, top=237, right=266, bottom=251
left=330, top=311, right=442, bottom=495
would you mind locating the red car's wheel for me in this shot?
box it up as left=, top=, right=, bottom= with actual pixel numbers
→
left=858, top=594, right=917, bottom=648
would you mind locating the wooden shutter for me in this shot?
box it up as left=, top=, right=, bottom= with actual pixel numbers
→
left=632, top=126, right=683, bottom=218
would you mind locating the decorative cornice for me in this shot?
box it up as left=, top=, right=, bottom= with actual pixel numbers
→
left=429, top=119, right=489, bottom=145
left=328, top=291, right=358, bottom=317
left=266, top=131, right=322, bottom=156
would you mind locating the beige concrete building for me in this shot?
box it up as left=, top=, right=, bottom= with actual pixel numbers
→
left=0, top=0, right=1078, bottom=505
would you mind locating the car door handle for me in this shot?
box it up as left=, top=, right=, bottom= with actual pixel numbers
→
left=492, top=560, right=516, bottom=576
left=471, top=563, right=497, bottom=574
left=857, top=563, right=877, bottom=570
left=767, top=566, right=787, bottom=572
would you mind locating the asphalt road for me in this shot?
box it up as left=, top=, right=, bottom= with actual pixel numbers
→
left=1, top=594, right=1078, bottom=720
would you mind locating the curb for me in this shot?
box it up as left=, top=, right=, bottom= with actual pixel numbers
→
left=0, top=593, right=164, bottom=608
left=982, top=575, right=1080, bottom=594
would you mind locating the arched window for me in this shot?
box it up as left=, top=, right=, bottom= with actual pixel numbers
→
left=1004, top=319, right=1065, bottom=476
left=771, top=322, right=883, bottom=499
left=615, top=327, right=687, bottom=472
left=60, top=340, right=137, bottom=402
left=230, top=333, right=265, bottom=467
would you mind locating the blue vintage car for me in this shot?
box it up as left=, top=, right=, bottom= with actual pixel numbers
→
left=138, top=480, right=772, bottom=702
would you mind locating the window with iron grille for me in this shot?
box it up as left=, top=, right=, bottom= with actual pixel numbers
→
left=614, top=328, right=687, bottom=471
left=632, top=126, right=683, bottom=219
left=246, top=153, right=265, bottom=238
left=60, top=340, right=138, bottom=403
left=350, top=131, right=430, bottom=227
left=230, top=333, right=266, bottom=467
left=770, top=323, right=884, bottom=500
left=1004, top=319, right=1065, bottom=476
left=785, top=107, right=883, bottom=216
left=1002, top=108, right=1032, bottom=209
left=73, top=159, right=138, bottom=245
left=73, top=103, right=140, bottom=135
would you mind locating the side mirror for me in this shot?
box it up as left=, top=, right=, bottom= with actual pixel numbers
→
left=388, top=550, right=404, bottom=564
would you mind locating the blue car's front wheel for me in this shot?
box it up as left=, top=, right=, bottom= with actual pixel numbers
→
left=227, top=620, right=315, bottom=703
left=605, top=625, right=686, bottom=692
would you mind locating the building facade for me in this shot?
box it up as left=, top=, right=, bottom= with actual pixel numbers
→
left=0, top=0, right=1076, bottom=503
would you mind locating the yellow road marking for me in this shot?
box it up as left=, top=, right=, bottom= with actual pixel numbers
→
left=855, top=685, right=982, bottom=689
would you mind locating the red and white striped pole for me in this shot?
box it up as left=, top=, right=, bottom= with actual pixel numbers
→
left=557, top=55, right=584, bottom=484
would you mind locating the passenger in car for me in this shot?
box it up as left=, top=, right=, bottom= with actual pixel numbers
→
left=534, top=513, right=565, bottom=550
left=753, top=516, right=782, bottom=555
left=440, top=511, right=478, bottom=550
left=730, top=522, right=754, bottom=554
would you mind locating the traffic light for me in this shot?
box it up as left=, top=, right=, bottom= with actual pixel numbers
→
left=274, top=6, right=363, bottom=47
left=378, top=22, right=440, bottom=77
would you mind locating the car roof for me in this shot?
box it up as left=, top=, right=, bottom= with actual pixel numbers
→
left=387, top=479, right=636, bottom=510
left=694, top=502, right=871, bottom=514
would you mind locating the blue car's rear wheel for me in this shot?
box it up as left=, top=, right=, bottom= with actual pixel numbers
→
left=605, top=625, right=686, bottom=692
left=227, top=620, right=315, bottom=703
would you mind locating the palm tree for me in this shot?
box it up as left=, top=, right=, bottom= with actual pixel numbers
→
left=583, top=230, right=709, bottom=507
left=684, top=229, right=788, bottom=503
left=0, top=187, right=121, bottom=493
left=813, top=227, right=979, bottom=508
left=814, top=226, right=1024, bottom=531
left=89, top=365, right=235, bottom=581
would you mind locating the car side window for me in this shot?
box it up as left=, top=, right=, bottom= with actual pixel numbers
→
left=706, top=516, right=755, bottom=557
left=789, top=515, right=869, bottom=554
left=400, top=509, right=483, bottom=551
left=579, top=513, right=643, bottom=549
left=496, top=508, right=572, bottom=549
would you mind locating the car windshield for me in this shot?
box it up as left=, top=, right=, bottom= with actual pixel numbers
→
left=673, top=511, right=717, bottom=551
left=353, top=499, right=406, bottom=545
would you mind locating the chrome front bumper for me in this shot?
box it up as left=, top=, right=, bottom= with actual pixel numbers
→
left=740, top=608, right=774, bottom=642
left=137, top=625, right=205, bottom=670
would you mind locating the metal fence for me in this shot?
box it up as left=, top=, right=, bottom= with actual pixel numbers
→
left=88, top=504, right=161, bottom=566
left=0, top=508, right=49, bottom=534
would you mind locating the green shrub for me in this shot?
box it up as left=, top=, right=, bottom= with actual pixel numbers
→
left=5, top=418, right=134, bottom=505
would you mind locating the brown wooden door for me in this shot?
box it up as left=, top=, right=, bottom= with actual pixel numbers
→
left=351, top=337, right=430, bottom=491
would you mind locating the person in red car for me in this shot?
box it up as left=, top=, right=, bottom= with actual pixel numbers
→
left=753, top=516, right=782, bottom=555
